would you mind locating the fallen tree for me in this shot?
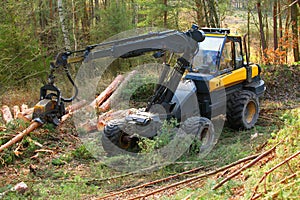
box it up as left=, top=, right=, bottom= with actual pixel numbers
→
left=90, top=74, right=125, bottom=108
left=0, top=121, right=42, bottom=153
left=99, top=70, right=137, bottom=112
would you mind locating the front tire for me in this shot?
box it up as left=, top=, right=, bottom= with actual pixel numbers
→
left=102, top=119, right=140, bottom=156
left=227, top=90, right=259, bottom=130
left=182, top=116, right=216, bottom=155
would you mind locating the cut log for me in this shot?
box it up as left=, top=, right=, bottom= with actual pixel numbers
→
left=1, top=105, right=13, bottom=124
left=60, top=100, right=88, bottom=124
left=60, top=113, right=72, bottom=123
left=66, top=100, right=88, bottom=113
left=13, top=106, right=20, bottom=119
left=20, top=104, right=28, bottom=112
left=21, top=108, right=34, bottom=116
left=16, top=113, right=32, bottom=123
left=99, top=70, right=138, bottom=112
left=97, top=108, right=137, bottom=130
left=0, top=121, right=42, bottom=153
left=90, top=74, right=125, bottom=108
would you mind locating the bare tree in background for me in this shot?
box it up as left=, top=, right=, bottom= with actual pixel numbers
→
left=58, top=0, right=71, bottom=50
left=257, top=1, right=268, bottom=59
left=273, top=0, right=278, bottom=50
left=290, top=0, right=299, bottom=62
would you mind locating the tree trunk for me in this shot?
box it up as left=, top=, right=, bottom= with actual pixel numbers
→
left=207, top=0, right=216, bottom=27
left=39, top=0, right=47, bottom=30
left=90, top=75, right=125, bottom=108
left=49, top=0, right=53, bottom=20
left=195, top=0, right=203, bottom=27
left=211, top=0, right=219, bottom=27
left=71, top=0, right=77, bottom=51
left=278, top=0, right=283, bottom=50
left=285, top=6, right=291, bottom=63
left=257, top=1, right=268, bottom=59
left=0, top=122, right=42, bottom=153
left=202, top=0, right=210, bottom=27
left=273, top=0, right=278, bottom=50
left=247, top=7, right=251, bottom=59
left=163, top=0, right=167, bottom=28
left=265, top=13, right=269, bottom=49
left=291, top=0, right=299, bottom=62
left=90, top=0, right=94, bottom=27
left=58, top=0, right=71, bottom=50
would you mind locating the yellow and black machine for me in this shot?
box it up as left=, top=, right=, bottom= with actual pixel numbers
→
left=33, top=25, right=265, bottom=155
left=102, top=26, right=265, bottom=155
left=184, top=27, right=265, bottom=129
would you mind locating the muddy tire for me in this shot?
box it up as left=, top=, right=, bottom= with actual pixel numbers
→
left=182, top=116, right=216, bottom=154
left=227, top=90, right=259, bottom=130
left=102, top=119, right=140, bottom=156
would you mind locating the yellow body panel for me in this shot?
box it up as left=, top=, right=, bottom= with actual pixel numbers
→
left=209, top=65, right=259, bottom=92
left=205, top=33, right=242, bottom=38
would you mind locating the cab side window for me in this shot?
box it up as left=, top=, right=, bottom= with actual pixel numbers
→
left=235, top=41, right=243, bottom=68
left=219, top=39, right=233, bottom=71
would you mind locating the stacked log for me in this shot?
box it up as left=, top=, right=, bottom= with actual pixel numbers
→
left=90, top=74, right=125, bottom=108
left=0, top=72, right=134, bottom=152
left=1, top=105, right=13, bottom=124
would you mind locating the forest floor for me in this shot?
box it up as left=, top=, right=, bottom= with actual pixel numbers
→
left=0, top=64, right=299, bottom=199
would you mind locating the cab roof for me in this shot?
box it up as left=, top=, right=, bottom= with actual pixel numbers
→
left=201, top=28, right=242, bottom=37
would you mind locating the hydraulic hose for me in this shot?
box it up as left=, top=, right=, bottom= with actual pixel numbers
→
left=61, top=67, right=78, bottom=102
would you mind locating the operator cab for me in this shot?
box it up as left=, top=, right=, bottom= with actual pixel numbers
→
left=191, top=28, right=244, bottom=75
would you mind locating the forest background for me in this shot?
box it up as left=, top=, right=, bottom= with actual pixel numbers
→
left=0, top=0, right=299, bottom=94
left=0, top=0, right=299, bottom=199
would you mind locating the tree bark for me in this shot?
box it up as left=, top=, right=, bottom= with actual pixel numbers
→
left=13, top=106, right=20, bottom=119
left=58, top=0, right=71, bottom=50
left=278, top=0, right=283, bottom=50
left=285, top=6, right=291, bottom=63
left=99, top=70, right=138, bottom=112
left=195, top=0, right=203, bottom=27
left=202, top=0, right=209, bottom=27
left=257, top=1, right=268, bottom=59
left=1, top=105, right=13, bottom=124
left=247, top=6, right=251, bottom=59
left=49, top=0, right=53, bottom=20
left=208, top=0, right=216, bottom=27
left=163, top=0, right=167, bottom=28
left=291, top=0, right=299, bottom=62
left=72, top=0, right=78, bottom=51
left=273, top=0, right=278, bottom=50
left=90, top=74, right=125, bottom=108
left=0, top=122, right=42, bottom=153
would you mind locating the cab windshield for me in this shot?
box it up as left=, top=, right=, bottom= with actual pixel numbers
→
left=192, top=36, right=225, bottom=74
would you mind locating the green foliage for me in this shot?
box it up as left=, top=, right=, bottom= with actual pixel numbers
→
left=72, top=145, right=94, bottom=160
left=136, top=0, right=183, bottom=29
left=138, top=119, right=178, bottom=153
left=0, top=1, right=49, bottom=93
left=51, top=157, right=66, bottom=166
left=52, top=153, right=73, bottom=166
left=0, top=149, right=16, bottom=166
left=90, top=1, right=133, bottom=42
left=242, top=108, right=300, bottom=199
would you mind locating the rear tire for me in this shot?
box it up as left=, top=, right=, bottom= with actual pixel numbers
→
left=227, top=90, right=259, bottom=130
left=182, top=117, right=215, bottom=154
left=102, top=119, right=140, bottom=156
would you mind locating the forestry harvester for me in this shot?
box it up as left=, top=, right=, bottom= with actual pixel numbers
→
left=33, top=25, right=265, bottom=155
